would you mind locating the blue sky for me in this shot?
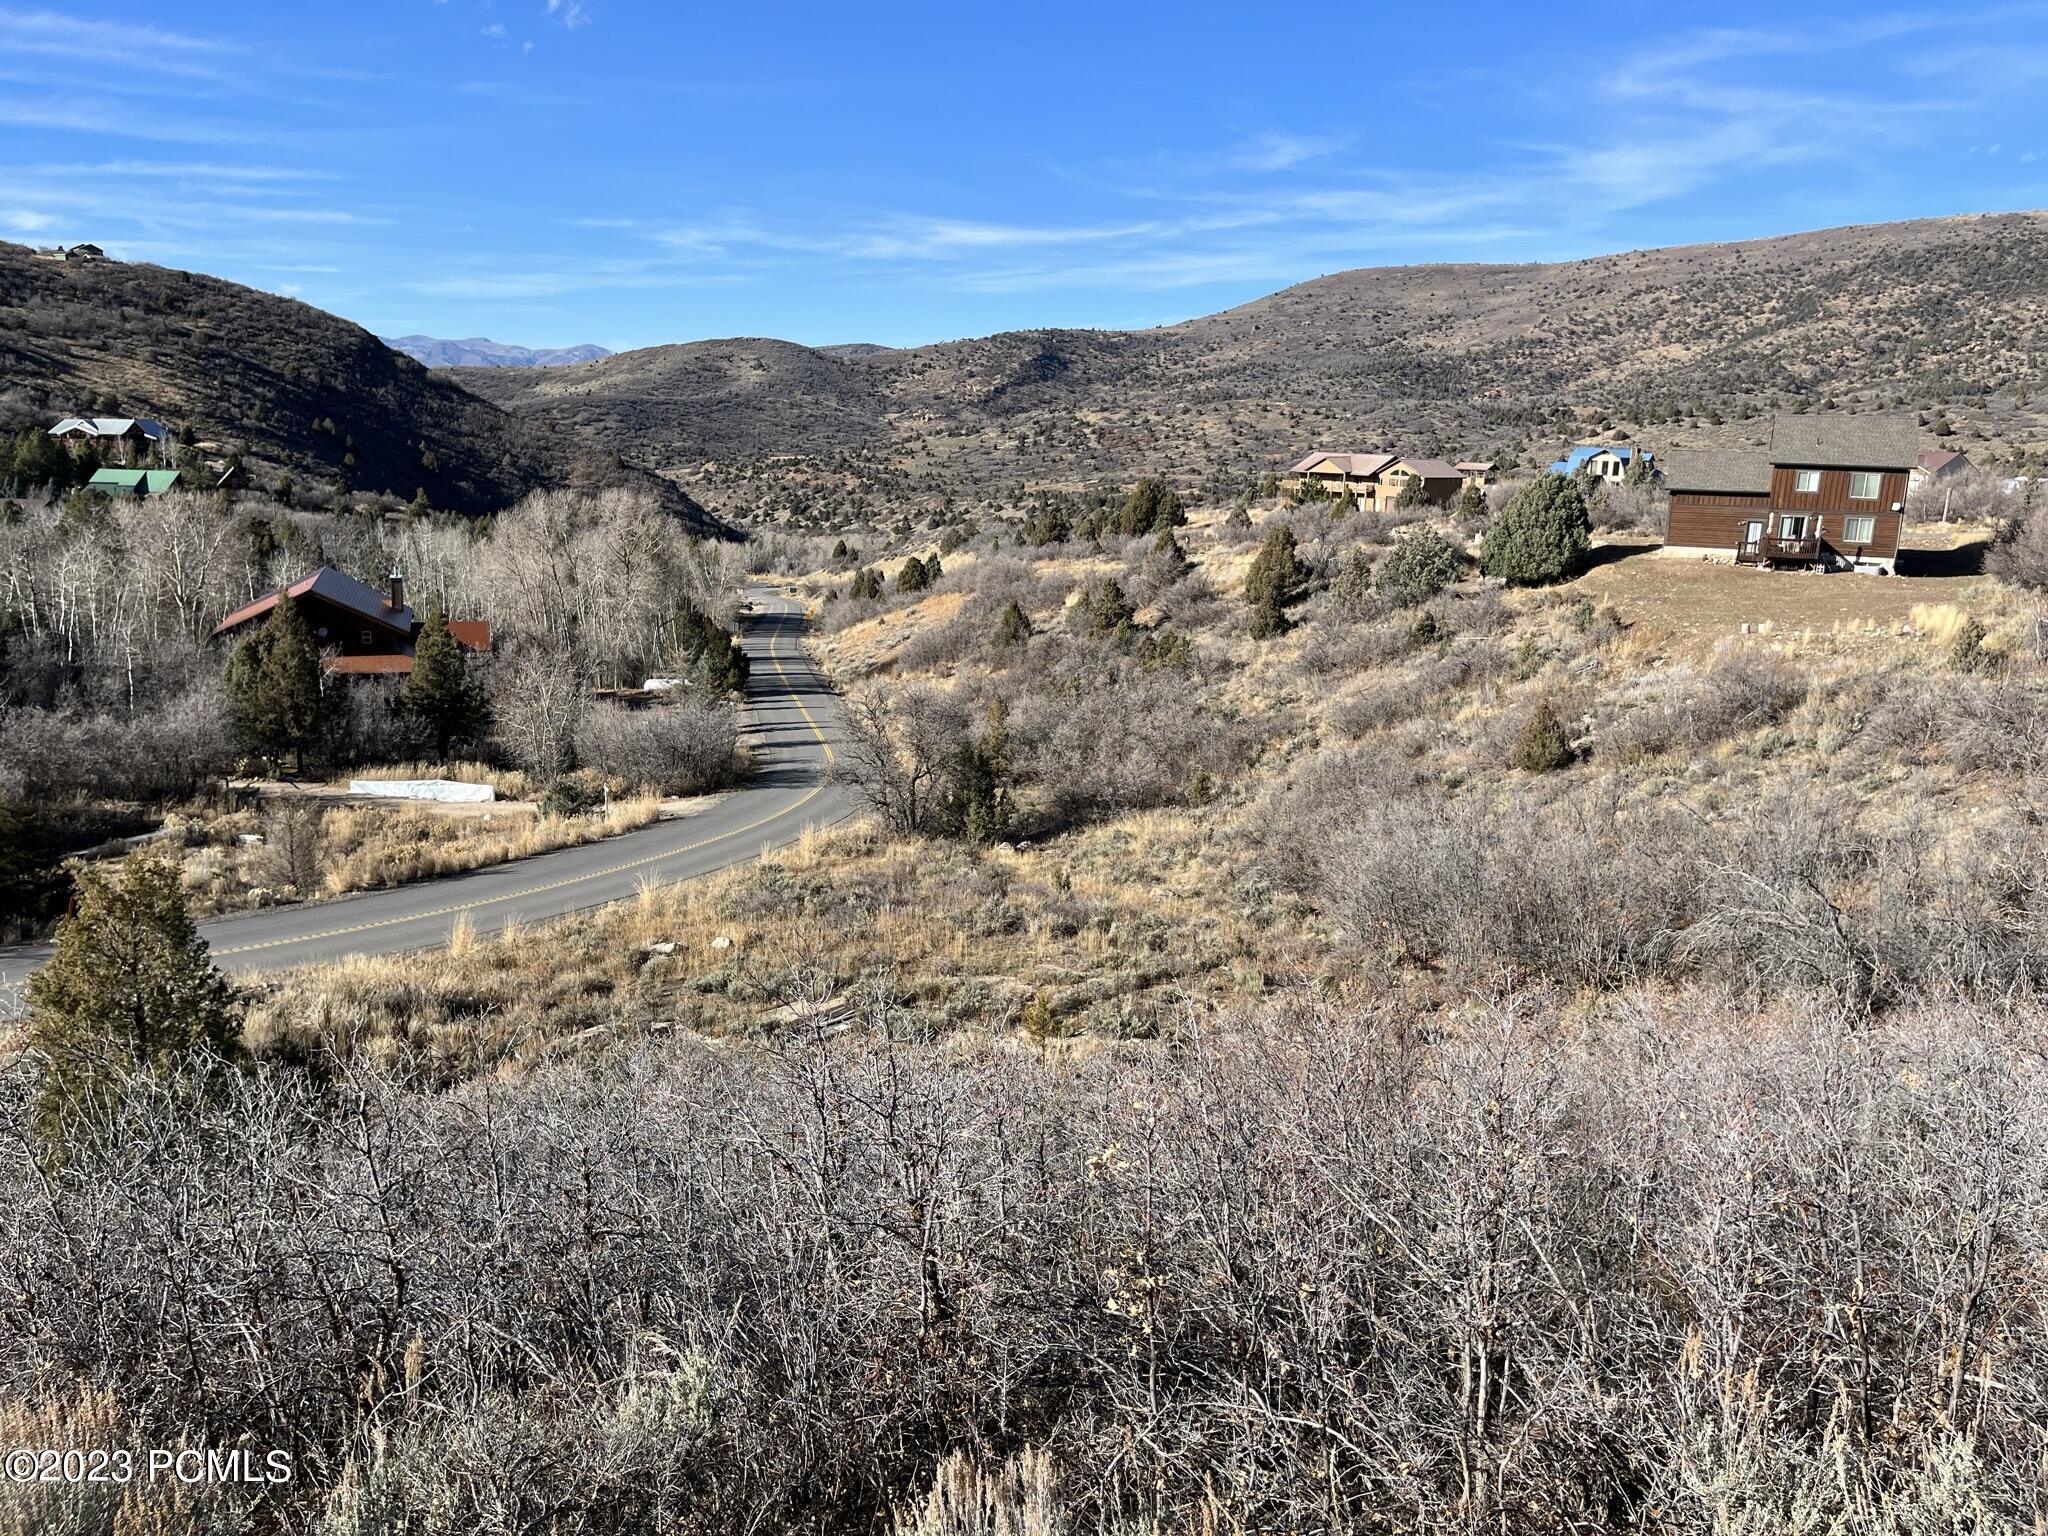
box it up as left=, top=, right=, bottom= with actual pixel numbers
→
left=3, top=2, right=2046, bottom=350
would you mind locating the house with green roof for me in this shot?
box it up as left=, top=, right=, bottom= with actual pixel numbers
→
left=87, top=468, right=182, bottom=496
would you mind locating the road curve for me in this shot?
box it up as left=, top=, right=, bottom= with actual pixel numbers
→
left=0, top=588, right=850, bottom=1003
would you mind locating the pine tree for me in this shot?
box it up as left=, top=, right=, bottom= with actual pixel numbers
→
left=1086, top=579, right=1136, bottom=636
left=669, top=599, right=750, bottom=693
left=945, top=700, right=1013, bottom=845
left=1376, top=529, right=1465, bottom=608
left=1118, top=478, right=1186, bottom=537
left=1509, top=699, right=1575, bottom=772
left=26, top=854, right=241, bottom=1152
left=896, top=556, right=933, bottom=594
left=1329, top=548, right=1376, bottom=619
left=1455, top=480, right=1488, bottom=521
left=1244, top=525, right=1307, bottom=638
left=223, top=593, right=327, bottom=771
left=848, top=567, right=883, bottom=601
left=993, top=598, right=1034, bottom=647
left=1481, top=475, right=1592, bottom=586
left=402, top=608, right=491, bottom=758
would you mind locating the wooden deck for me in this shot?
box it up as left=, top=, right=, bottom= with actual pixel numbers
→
left=1736, top=533, right=1825, bottom=566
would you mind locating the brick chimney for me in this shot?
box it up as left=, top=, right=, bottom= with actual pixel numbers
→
left=387, top=570, right=406, bottom=612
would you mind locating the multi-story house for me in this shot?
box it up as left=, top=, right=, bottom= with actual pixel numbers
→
left=1549, top=444, right=1654, bottom=482
left=1660, top=415, right=1917, bottom=574
left=1281, top=452, right=1396, bottom=505
left=1379, top=457, right=1463, bottom=507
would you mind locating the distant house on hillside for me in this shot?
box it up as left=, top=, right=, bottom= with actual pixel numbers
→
left=1380, top=457, right=1464, bottom=507
left=50, top=416, right=168, bottom=465
left=1282, top=451, right=1397, bottom=505
left=87, top=468, right=181, bottom=497
left=1910, top=448, right=1971, bottom=492
left=1660, top=414, right=1917, bottom=574
left=34, top=243, right=107, bottom=263
left=1455, top=460, right=1498, bottom=489
left=212, top=566, right=492, bottom=676
left=1550, top=444, right=1654, bottom=482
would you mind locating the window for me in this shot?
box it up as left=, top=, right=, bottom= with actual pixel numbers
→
left=1778, top=515, right=1809, bottom=538
left=1849, top=471, right=1881, bottom=500
left=1842, top=515, right=1877, bottom=544
left=1794, top=469, right=1821, bottom=493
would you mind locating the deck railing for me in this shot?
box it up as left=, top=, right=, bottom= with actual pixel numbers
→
left=1737, top=534, right=1824, bottom=563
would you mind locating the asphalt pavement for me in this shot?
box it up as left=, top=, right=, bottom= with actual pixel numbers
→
left=0, top=587, right=850, bottom=1009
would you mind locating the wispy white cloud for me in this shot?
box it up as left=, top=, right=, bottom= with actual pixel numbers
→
left=1219, top=132, right=1345, bottom=173
left=32, top=159, right=326, bottom=181
left=0, top=6, right=236, bottom=75
left=0, top=208, right=56, bottom=233
left=0, top=96, right=255, bottom=145
left=545, top=0, right=589, bottom=28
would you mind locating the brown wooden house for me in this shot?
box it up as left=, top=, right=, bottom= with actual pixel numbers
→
left=1661, top=415, right=1918, bottom=574
left=212, top=565, right=491, bottom=675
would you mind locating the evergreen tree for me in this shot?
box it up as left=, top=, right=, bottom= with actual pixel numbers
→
left=223, top=593, right=327, bottom=770
left=1481, top=475, right=1592, bottom=586
left=1150, top=525, right=1192, bottom=576
left=1086, top=578, right=1137, bottom=636
left=669, top=599, right=750, bottom=693
left=895, top=556, right=932, bottom=594
left=1509, top=699, right=1575, bottom=772
left=1329, top=548, right=1376, bottom=619
left=1395, top=473, right=1431, bottom=511
left=1376, top=529, right=1464, bottom=608
left=943, top=700, right=1013, bottom=845
left=26, top=855, right=240, bottom=1152
left=1244, top=525, right=1307, bottom=638
left=1118, top=478, right=1186, bottom=537
left=848, top=567, right=884, bottom=601
left=402, top=608, right=491, bottom=758
left=1454, top=480, right=1488, bottom=521
left=993, top=598, right=1034, bottom=647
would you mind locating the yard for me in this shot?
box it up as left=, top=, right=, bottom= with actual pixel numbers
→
left=1570, top=523, right=2004, bottom=646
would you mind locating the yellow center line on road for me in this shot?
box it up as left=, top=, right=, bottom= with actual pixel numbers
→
left=211, top=597, right=838, bottom=959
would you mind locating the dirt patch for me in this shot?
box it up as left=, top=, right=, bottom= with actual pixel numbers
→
left=1569, top=530, right=2006, bottom=650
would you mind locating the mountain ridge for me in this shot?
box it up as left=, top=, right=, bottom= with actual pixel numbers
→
left=383, top=335, right=613, bottom=369
left=454, top=210, right=2048, bottom=525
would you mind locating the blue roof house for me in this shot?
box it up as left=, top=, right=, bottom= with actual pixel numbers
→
left=1549, top=444, right=1655, bottom=482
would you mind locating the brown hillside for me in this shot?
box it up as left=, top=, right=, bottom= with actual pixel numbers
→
left=0, top=242, right=721, bottom=527
left=461, top=212, right=2048, bottom=525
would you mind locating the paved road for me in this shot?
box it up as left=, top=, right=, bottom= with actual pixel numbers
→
left=0, top=588, right=849, bottom=1006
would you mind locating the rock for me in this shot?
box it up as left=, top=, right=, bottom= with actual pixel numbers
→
left=711, top=935, right=734, bottom=951
left=238, top=833, right=265, bottom=845
left=646, top=941, right=677, bottom=955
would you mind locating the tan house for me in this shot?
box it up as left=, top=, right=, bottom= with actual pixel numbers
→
left=1455, top=460, right=1497, bottom=489
left=1283, top=451, right=1397, bottom=504
left=1380, top=458, right=1464, bottom=508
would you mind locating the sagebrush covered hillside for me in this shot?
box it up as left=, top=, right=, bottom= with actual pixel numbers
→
left=459, top=212, right=2048, bottom=523
left=0, top=243, right=716, bottom=526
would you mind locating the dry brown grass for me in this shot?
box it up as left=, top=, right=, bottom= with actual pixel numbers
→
left=176, top=795, right=662, bottom=916
left=246, top=811, right=1312, bottom=1077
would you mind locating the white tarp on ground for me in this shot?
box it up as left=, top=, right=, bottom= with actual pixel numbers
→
left=347, top=778, right=495, bottom=804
